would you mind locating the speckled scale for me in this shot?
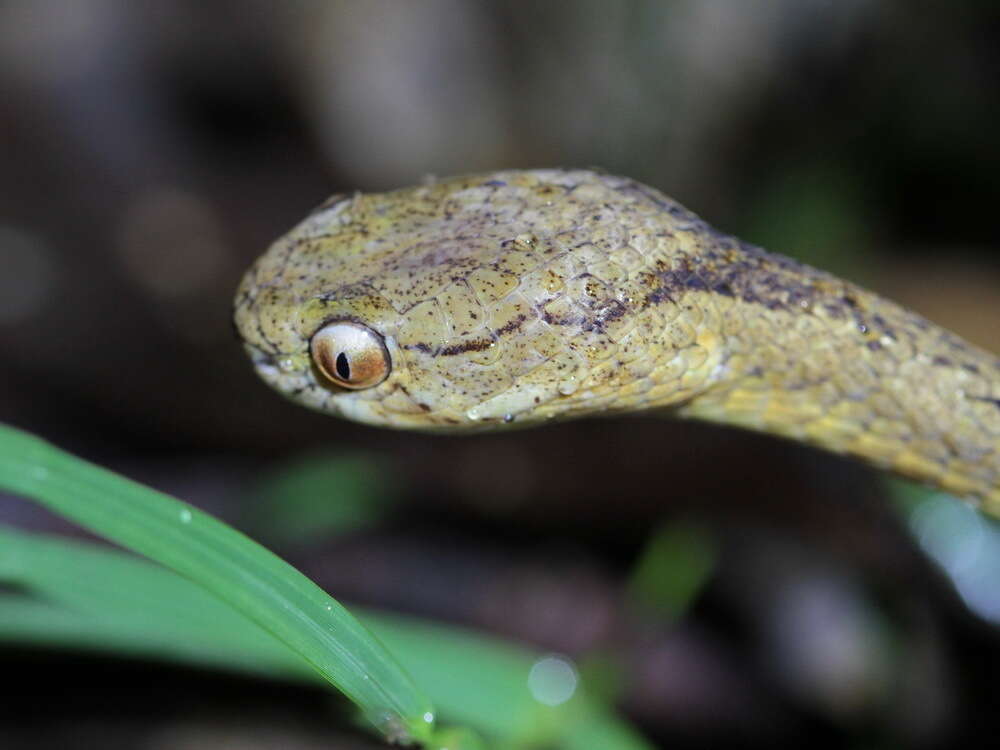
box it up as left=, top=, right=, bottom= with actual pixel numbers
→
left=234, top=169, right=1000, bottom=515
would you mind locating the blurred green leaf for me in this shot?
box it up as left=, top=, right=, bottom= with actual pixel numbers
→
left=885, top=476, right=936, bottom=515
left=247, top=451, right=393, bottom=545
left=628, top=520, right=715, bottom=621
left=739, top=161, right=873, bottom=278
left=890, top=478, right=1000, bottom=628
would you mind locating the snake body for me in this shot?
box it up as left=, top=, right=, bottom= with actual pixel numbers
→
left=234, top=169, right=1000, bottom=514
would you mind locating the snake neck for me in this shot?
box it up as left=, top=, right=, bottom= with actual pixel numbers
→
left=665, top=241, right=1000, bottom=513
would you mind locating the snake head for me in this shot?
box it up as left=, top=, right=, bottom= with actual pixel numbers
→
left=233, top=171, right=1000, bottom=512
left=234, top=169, right=700, bottom=430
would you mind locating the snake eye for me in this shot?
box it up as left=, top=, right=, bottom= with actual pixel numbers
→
left=310, top=322, right=390, bottom=389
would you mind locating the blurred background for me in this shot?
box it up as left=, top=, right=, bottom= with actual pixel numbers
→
left=1, top=1, right=999, bottom=748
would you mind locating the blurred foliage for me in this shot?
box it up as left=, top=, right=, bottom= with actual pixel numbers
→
left=737, top=159, right=875, bottom=280
left=627, top=521, right=716, bottom=622
left=0, top=423, right=652, bottom=748
left=0, top=522, right=650, bottom=750
left=246, top=451, right=393, bottom=545
left=893, top=478, right=1000, bottom=628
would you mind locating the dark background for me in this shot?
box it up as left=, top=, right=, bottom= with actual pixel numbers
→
left=1, top=1, right=999, bottom=748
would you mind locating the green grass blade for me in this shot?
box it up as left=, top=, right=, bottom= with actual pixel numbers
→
left=0, top=596, right=317, bottom=680
left=0, top=525, right=652, bottom=750
left=0, top=525, right=316, bottom=681
left=0, top=423, right=433, bottom=744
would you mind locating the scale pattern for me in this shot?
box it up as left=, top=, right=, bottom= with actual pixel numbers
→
left=234, top=170, right=1000, bottom=513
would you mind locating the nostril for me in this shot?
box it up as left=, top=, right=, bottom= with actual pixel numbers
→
left=246, top=345, right=276, bottom=367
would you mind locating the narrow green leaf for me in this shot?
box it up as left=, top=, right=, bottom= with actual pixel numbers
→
left=0, top=596, right=317, bottom=680
left=0, top=423, right=433, bottom=744
left=0, top=525, right=315, bottom=681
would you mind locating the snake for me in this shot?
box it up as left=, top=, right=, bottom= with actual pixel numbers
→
left=233, top=169, right=1000, bottom=515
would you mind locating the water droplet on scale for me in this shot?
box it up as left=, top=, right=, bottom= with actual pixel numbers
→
left=278, top=356, right=295, bottom=372
left=178, top=508, right=192, bottom=524
left=558, top=378, right=579, bottom=395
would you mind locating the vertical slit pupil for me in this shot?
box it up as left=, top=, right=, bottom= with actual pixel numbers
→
left=335, top=352, right=351, bottom=380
